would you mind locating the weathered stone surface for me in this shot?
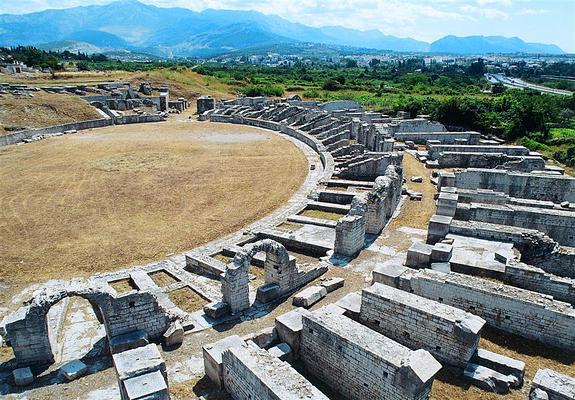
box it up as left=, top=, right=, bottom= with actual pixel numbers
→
left=300, top=307, right=441, bottom=400
left=320, top=277, right=345, bottom=293
left=60, top=360, right=88, bottom=382
left=203, top=335, right=244, bottom=388
left=267, top=342, right=293, bottom=362
left=530, top=388, right=550, bottom=400
left=274, top=308, right=311, bottom=356
left=203, top=301, right=230, bottom=319
left=410, top=176, right=423, bottom=182
left=292, top=286, right=327, bottom=308
left=163, top=320, right=183, bottom=348
left=222, top=342, right=328, bottom=400
left=532, top=368, right=575, bottom=400
left=110, top=329, right=149, bottom=354
left=463, top=363, right=515, bottom=394
left=13, top=367, right=34, bottom=386
left=360, top=283, right=485, bottom=367
left=471, top=348, right=525, bottom=387
left=123, top=370, right=169, bottom=400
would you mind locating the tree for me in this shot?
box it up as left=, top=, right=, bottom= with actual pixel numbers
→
left=344, top=59, right=358, bottom=68
left=468, top=58, right=485, bottom=76
left=369, top=58, right=381, bottom=68
left=492, top=82, right=506, bottom=94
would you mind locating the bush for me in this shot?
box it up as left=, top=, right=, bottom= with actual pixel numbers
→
left=322, top=79, right=341, bottom=91
left=518, top=136, right=549, bottom=151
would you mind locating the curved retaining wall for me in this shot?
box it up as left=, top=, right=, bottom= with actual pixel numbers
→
left=0, top=114, right=166, bottom=147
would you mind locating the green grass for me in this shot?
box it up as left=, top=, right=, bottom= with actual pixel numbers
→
left=551, top=127, right=575, bottom=139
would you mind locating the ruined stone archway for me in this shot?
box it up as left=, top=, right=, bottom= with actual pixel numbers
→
left=1, top=278, right=184, bottom=368
left=221, top=239, right=298, bottom=313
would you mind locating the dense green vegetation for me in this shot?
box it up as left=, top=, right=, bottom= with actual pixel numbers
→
left=0, top=46, right=108, bottom=71
left=6, top=46, right=575, bottom=170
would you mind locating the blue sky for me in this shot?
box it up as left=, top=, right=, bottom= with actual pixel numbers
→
left=1, top=0, right=574, bottom=52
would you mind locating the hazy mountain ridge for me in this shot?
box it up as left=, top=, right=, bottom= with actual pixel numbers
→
left=0, top=0, right=565, bottom=57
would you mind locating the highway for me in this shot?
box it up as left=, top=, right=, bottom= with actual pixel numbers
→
left=485, top=73, right=574, bottom=96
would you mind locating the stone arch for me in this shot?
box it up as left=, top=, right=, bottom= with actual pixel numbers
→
left=1, top=278, right=182, bottom=368
left=221, top=239, right=296, bottom=313
left=1, top=280, right=115, bottom=367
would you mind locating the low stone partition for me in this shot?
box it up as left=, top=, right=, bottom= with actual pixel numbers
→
left=0, top=118, right=112, bottom=146
left=300, top=308, right=441, bottom=400
left=0, top=114, right=167, bottom=146
left=394, top=131, right=480, bottom=145
left=360, top=283, right=485, bottom=367
left=447, top=220, right=575, bottom=279
left=337, top=152, right=403, bottom=180
left=455, top=188, right=555, bottom=209
left=221, top=341, right=329, bottom=400
left=530, top=368, right=575, bottom=400
left=444, top=168, right=575, bottom=203
left=435, top=153, right=544, bottom=172
left=427, top=144, right=530, bottom=160
left=503, top=260, right=575, bottom=305
left=375, top=266, right=575, bottom=349
left=455, top=202, right=575, bottom=247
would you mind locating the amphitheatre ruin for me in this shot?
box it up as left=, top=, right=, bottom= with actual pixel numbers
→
left=0, top=79, right=574, bottom=400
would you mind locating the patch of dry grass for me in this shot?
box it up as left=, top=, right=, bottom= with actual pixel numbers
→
left=0, top=121, right=307, bottom=303
left=168, top=287, right=208, bottom=313
left=299, top=209, right=343, bottom=221
left=388, top=152, right=436, bottom=230
left=0, top=92, right=102, bottom=135
left=109, top=278, right=137, bottom=294
left=149, top=270, right=179, bottom=287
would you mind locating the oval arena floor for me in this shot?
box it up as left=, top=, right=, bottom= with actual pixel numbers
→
left=0, top=119, right=308, bottom=303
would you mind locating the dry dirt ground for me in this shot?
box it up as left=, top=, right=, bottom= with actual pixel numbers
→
left=0, top=91, right=102, bottom=135
left=0, top=119, right=307, bottom=305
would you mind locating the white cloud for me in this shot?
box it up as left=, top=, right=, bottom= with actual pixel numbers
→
left=519, top=8, right=548, bottom=15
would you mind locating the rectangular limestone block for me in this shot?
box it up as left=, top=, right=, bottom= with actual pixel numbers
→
left=406, top=242, right=433, bottom=268
left=321, top=277, right=345, bottom=293
left=202, top=334, right=245, bottom=389
left=335, top=292, right=361, bottom=318
left=532, top=368, right=575, bottom=400
left=274, top=308, right=312, bottom=356
left=292, top=286, right=327, bottom=308
left=372, top=264, right=408, bottom=287
left=471, top=349, right=525, bottom=387
left=203, top=301, right=230, bottom=320
left=109, top=329, right=149, bottom=354
left=431, top=243, right=453, bottom=262
left=13, top=367, right=34, bottom=386
left=60, top=360, right=88, bottom=382
left=113, top=344, right=167, bottom=382
left=123, top=370, right=169, bottom=400
left=267, top=342, right=293, bottom=362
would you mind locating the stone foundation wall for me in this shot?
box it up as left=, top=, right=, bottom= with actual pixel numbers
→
left=455, top=203, right=575, bottom=247
left=360, top=283, right=485, bottom=368
left=396, top=268, right=575, bottom=349
left=300, top=308, right=441, bottom=400
left=360, top=283, right=484, bottom=367
left=394, top=131, right=480, bottom=145
left=222, top=342, right=329, bottom=400
left=452, top=168, right=575, bottom=203
left=504, top=261, right=575, bottom=305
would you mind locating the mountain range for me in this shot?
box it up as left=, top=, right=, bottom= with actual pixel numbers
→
left=0, top=0, right=565, bottom=57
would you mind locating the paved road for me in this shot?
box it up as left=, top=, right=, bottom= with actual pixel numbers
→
left=486, top=73, right=574, bottom=96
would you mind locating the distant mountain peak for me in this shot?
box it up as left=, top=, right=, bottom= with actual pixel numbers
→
left=0, top=2, right=565, bottom=57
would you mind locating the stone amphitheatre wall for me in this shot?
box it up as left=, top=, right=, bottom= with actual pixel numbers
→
left=0, top=114, right=166, bottom=146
